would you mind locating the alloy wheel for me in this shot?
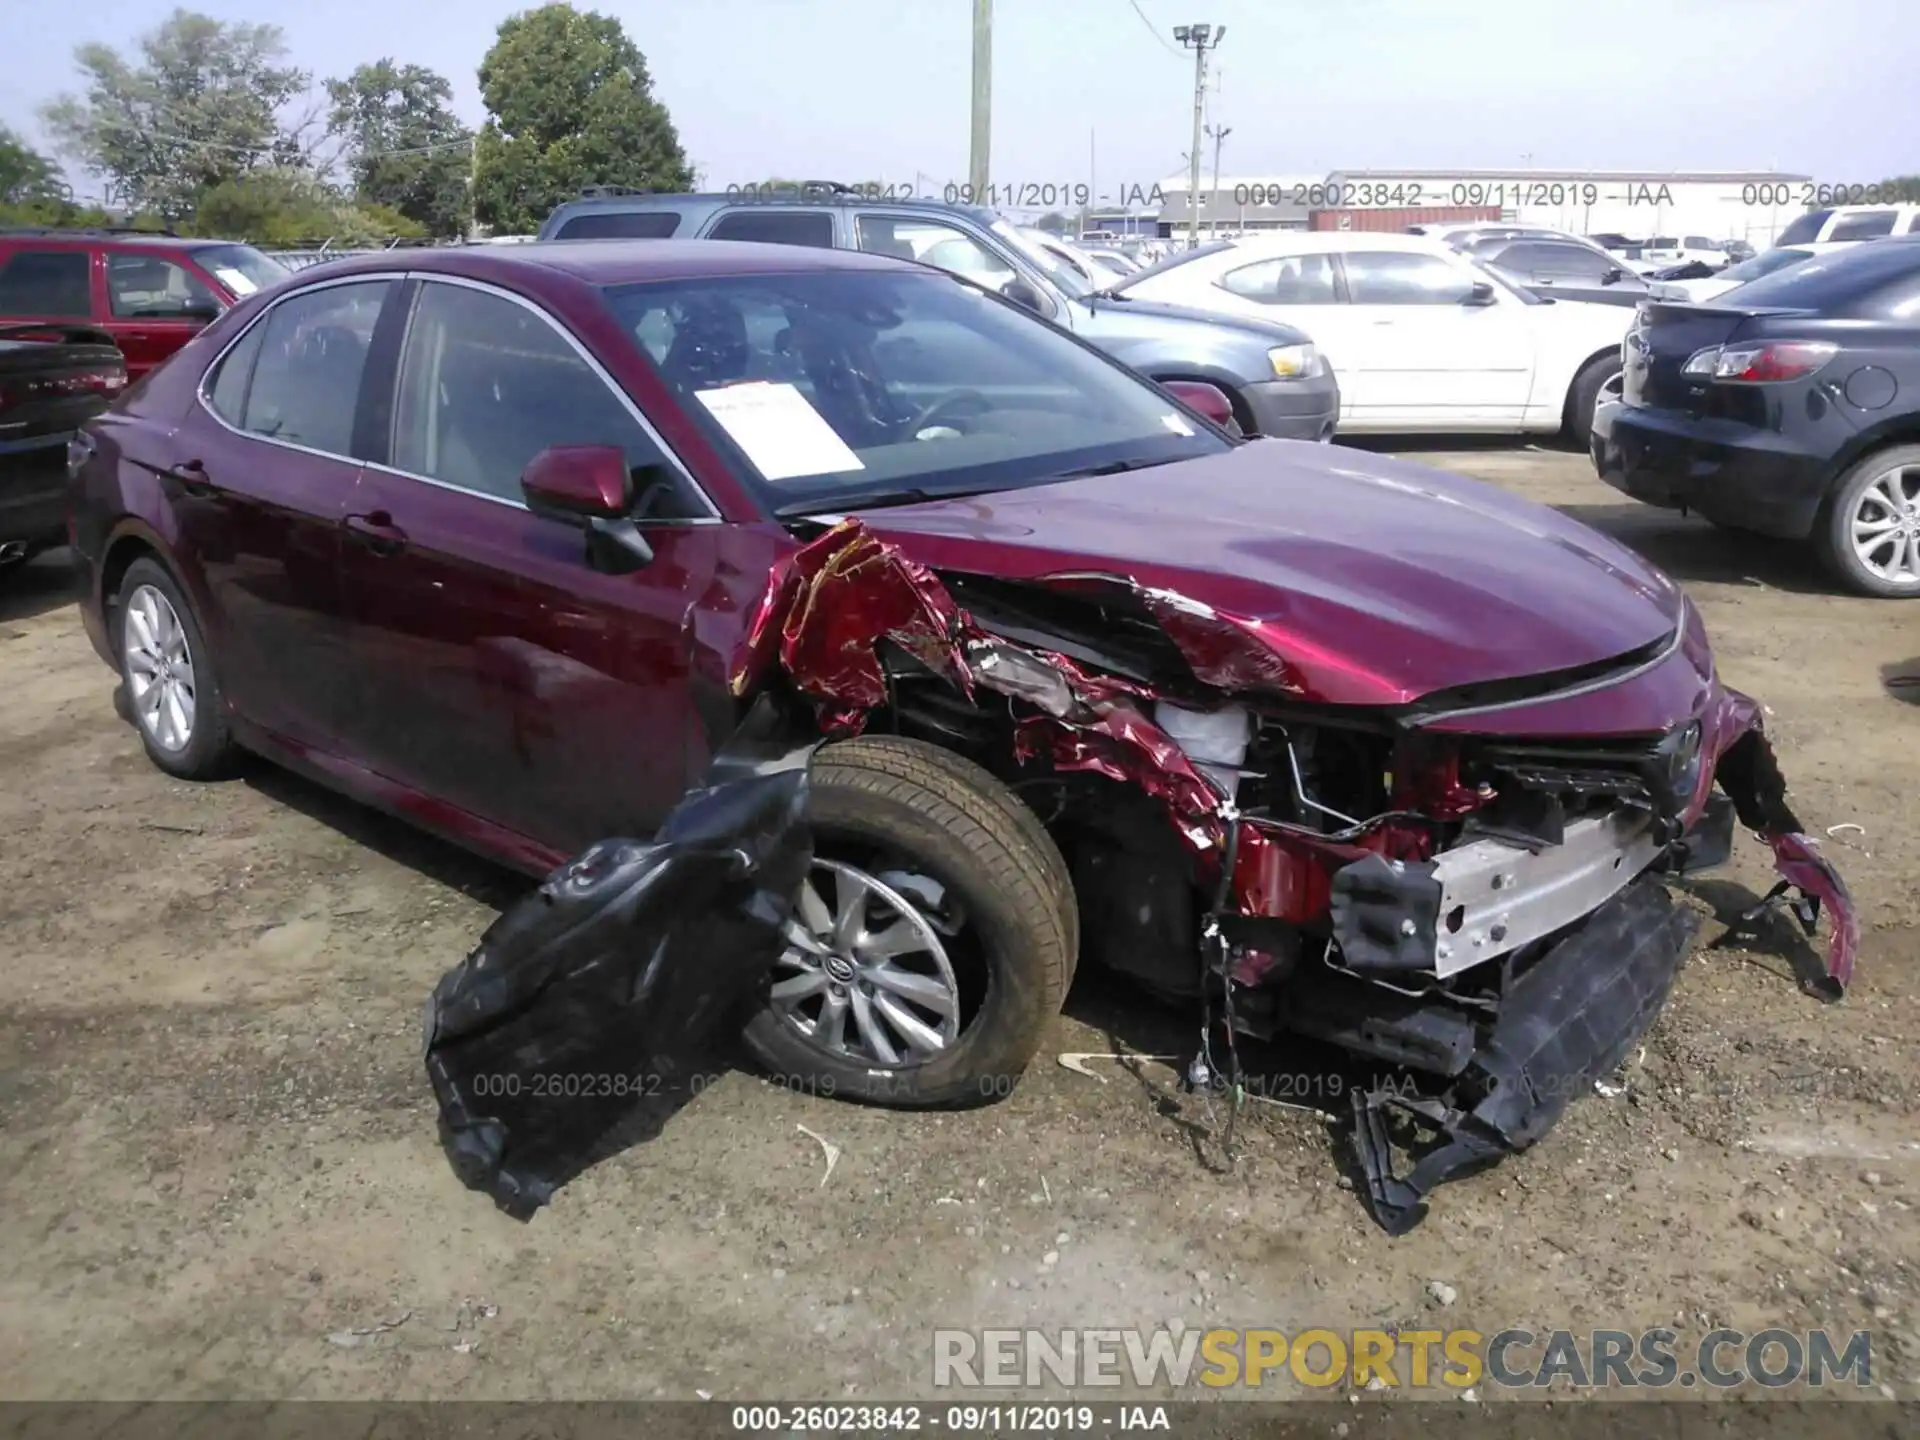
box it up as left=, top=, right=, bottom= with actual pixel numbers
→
left=123, top=583, right=196, bottom=753
left=768, top=859, right=964, bottom=1067
left=1596, top=369, right=1624, bottom=418
left=1848, top=463, right=1920, bottom=586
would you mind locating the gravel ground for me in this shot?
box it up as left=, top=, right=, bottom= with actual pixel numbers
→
left=0, top=443, right=1915, bottom=1404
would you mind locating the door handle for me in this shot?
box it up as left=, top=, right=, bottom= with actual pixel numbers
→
left=164, top=459, right=218, bottom=497
left=343, top=511, right=408, bottom=556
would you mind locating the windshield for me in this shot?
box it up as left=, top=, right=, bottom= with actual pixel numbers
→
left=604, top=269, right=1230, bottom=514
left=190, top=244, right=290, bottom=297
left=991, top=220, right=1093, bottom=297
left=1716, top=248, right=1814, bottom=284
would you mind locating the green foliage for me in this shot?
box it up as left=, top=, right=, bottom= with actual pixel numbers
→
left=472, top=3, right=692, bottom=233
left=325, top=60, right=473, bottom=238
left=188, top=169, right=424, bottom=245
left=1035, top=211, right=1070, bottom=234
left=39, top=8, right=313, bottom=221
left=0, top=125, right=64, bottom=205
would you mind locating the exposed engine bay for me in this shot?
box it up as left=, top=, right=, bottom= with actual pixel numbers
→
left=727, top=517, right=1860, bottom=1232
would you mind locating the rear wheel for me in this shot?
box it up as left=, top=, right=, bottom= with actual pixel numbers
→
left=115, top=557, right=238, bottom=779
left=740, top=736, right=1076, bottom=1108
left=1816, top=445, right=1920, bottom=598
left=1563, top=354, right=1623, bottom=449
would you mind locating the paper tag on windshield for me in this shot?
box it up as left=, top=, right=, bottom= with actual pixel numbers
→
left=1161, top=413, right=1195, bottom=436
left=213, top=268, right=258, bottom=295
left=694, top=382, right=864, bottom=480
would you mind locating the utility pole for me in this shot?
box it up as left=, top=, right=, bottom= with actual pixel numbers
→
left=969, top=0, right=992, bottom=198
left=1174, top=24, right=1224, bottom=249
left=1206, top=123, right=1232, bottom=238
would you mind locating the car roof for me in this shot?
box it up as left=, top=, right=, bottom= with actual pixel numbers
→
left=301, top=238, right=924, bottom=287
left=0, top=230, right=212, bottom=252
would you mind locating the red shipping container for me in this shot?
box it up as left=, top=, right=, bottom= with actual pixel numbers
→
left=1308, top=205, right=1502, bottom=232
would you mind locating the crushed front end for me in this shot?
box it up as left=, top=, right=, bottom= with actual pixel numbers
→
left=738, top=519, right=1860, bottom=1232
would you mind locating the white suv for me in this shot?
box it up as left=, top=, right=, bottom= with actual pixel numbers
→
left=1773, top=204, right=1920, bottom=251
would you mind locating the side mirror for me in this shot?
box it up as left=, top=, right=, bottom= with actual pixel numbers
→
left=1000, top=277, right=1046, bottom=313
left=1601, top=267, right=1628, bottom=285
left=1160, top=379, right=1237, bottom=431
left=1463, top=281, right=1497, bottom=306
left=520, top=444, right=654, bottom=573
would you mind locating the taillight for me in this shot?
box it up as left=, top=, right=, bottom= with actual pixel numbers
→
left=1683, top=340, right=1838, bottom=383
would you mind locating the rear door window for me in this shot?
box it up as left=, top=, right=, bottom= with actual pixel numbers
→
left=204, top=322, right=267, bottom=424
left=1491, top=242, right=1614, bottom=281
left=240, top=280, right=391, bottom=456
left=1218, top=252, right=1339, bottom=303
left=705, top=209, right=835, bottom=248
left=1827, top=209, right=1899, bottom=241
left=0, top=249, right=93, bottom=318
left=555, top=210, right=682, bottom=239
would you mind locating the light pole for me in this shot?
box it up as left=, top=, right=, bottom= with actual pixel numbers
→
left=970, top=0, right=992, bottom=197
left=1174, top=23, right=1224, bottom=249
left=1206, top=122, right=1232, bottom=238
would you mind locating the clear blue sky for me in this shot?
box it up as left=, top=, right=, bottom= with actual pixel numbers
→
left=4, top=0, right=1915, bottom=201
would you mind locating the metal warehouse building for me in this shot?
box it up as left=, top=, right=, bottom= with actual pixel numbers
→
left=1151, top=169, right=1816, bottom=246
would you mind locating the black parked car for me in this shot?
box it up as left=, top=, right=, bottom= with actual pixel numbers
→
left=0, top=322, right=126, bottom=569
left=1463, top=235, right=1655, bottom=307
left=1592, top=237, right=1920, bottom=597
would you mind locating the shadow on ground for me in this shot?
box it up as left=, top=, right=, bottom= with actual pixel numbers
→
left=0, top=549, right=82, bottom=625
left=1884, top=659, right=1920, bottom=705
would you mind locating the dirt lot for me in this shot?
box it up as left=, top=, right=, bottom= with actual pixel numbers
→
left=1, top=444, right=1916, bottom=1404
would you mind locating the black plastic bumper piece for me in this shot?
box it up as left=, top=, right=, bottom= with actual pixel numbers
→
left=1666, top=791, right=1736, bottom=875
left=1352, top=877, right=1700, bottom=1235
left=423, top=752, right=813, bottom=1219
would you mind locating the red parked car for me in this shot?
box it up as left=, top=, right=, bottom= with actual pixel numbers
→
left=0, top=228, right=290, bottom=379
left=68, top=240, right=1854, bottom=1228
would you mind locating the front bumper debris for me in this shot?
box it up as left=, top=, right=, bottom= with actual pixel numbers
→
left=423, top=739, right=813, bottom=1218
left=1352, top=878, right=1700, bottom=1235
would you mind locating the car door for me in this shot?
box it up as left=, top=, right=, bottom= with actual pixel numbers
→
left=172, top=276, right=396, bottom=750
left=101, top=249, right=222, bottom=378
left=1334, top=249, right=1533, bottom=425
left=335, top=275, right=737, bottom=860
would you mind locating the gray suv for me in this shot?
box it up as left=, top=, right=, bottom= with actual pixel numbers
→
left=536, top=187, right=1339, bottom=441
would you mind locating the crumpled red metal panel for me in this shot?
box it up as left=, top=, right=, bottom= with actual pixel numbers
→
left=732, top=519, right=973, bottom=735
left=1136, top=589, right=1306, bottom=697
left=1766, top=831, right=1860, bottom=996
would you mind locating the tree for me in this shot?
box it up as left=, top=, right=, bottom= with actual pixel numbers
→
left=472, top=3, right=692, bottom=233
left=326, top=61, right=473, bottom=239
left=39, top=8, right=313, bottom=221
left=0, top=126, right=63, bottom=206
left=1035, top=211, right=1070, bottom=234
left=190, top=169, right=426, bottom=245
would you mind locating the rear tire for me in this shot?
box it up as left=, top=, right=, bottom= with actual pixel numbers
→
left=1563, top=354, right=1623, bottom=450
left=740, top=736, right=1076, bottom=1108
left=115, top=557, right=238, bottom=780
left=1816, top=444, right=1920, bottom=598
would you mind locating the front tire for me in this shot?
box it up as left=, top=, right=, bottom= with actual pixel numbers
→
left=1816, top=445, right=1920, bottom=598
left=115, top=557, right=238, bottom=779
left=1564, top=354, right=1623, bottom=450
left=740, top=736, right=1076, bottom=1108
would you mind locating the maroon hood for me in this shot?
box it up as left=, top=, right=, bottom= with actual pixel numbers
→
left=850, top=441, right=1686, bottom=707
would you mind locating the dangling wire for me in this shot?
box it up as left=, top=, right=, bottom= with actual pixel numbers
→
left=1190, top=811, right=1247, bottom=1166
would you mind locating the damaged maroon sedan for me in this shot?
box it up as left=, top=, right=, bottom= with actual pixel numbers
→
left=69, top=240, right=1856, bottom=1229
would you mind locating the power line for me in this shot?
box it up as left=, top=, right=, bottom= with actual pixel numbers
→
left=1125, top=0, right=1182, bottom=54
left=73, top=111, right=475, bottom=162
